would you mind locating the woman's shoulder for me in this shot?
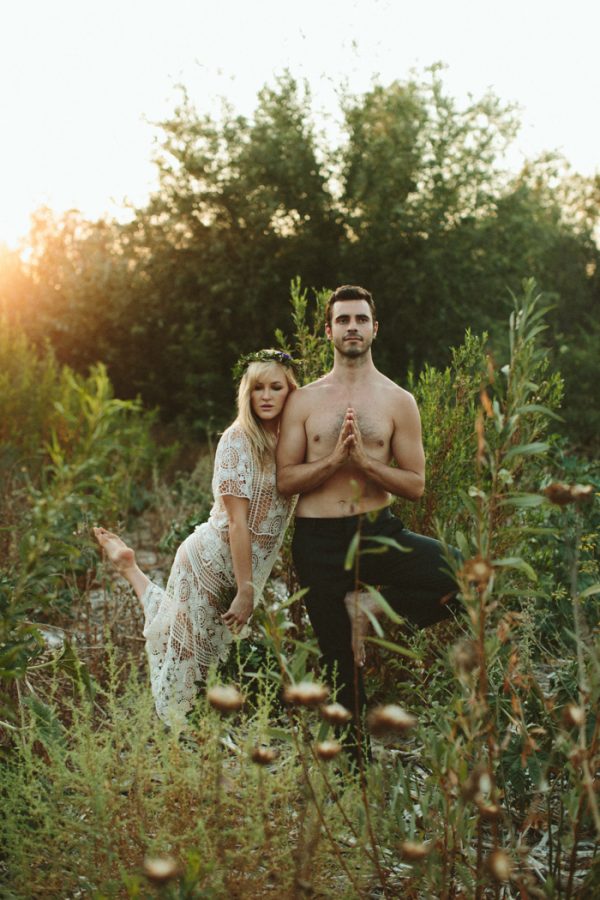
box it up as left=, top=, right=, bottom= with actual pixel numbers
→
left=216, top=423, right=253, bottom=460
left=219, top=422, right=250, bottom=447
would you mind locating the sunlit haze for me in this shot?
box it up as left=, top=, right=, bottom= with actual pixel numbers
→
left=1, top=0, right=598, bottom=247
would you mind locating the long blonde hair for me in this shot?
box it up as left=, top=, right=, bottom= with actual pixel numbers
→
left=235, top=360, right=298, bottom=463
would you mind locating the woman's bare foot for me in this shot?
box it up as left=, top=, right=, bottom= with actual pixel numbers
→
left=93, top=527, right=136, bottom=574
left=93, top=527, right=150, bottom=601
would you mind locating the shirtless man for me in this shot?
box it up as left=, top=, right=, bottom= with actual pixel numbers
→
left=277, top=285, right=459, bottom=749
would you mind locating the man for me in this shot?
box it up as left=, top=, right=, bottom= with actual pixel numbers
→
left=276, top=285, right=459, bottom=749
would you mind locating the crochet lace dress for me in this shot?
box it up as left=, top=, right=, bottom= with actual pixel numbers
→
left=141, top=424, right=295, bottom=726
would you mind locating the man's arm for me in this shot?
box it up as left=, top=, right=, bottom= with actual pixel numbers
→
left=276, top=392, right=353, bottom=496
left=349, top=393, right=425, bottom=501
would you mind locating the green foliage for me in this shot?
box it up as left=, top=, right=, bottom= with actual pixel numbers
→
left=1, top=282, right=598, bottom=896
left=275, top=276, right=332, bottom=384
left=394, top=329, right=487, bottom=536
left=3, top=69, right=597, bottom=446
left=0, top=323, right=157, bottom=724
left=0, top=313, right=62, bottom=473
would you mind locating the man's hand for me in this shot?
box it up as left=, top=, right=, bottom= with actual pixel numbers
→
left=331, top=407, right=356, bottom=466
left=222, top=591, right=254, bottom=632
left=346, top=409, right=370, bottom=470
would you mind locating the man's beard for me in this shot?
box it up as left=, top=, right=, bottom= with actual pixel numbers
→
left=339, top=338, right=371, bottom=358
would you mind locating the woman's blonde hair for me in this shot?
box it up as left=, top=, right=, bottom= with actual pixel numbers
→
left=235, top=359, right=298, bottom=463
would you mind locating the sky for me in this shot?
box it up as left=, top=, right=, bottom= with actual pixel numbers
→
left=1, top=0, right=598, bottom=247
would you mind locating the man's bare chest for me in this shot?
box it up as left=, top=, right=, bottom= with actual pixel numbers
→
left=305, top=402, right=393, bottom=450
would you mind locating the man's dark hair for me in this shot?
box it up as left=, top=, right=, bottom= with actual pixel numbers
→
left=325, top=285, right=376, bottom=327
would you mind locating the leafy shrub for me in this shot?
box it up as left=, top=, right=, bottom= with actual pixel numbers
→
left=1, top=322, right=157, bottom=724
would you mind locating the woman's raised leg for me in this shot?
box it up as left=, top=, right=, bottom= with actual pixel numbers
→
left=93, top=527, right=150, bottom=601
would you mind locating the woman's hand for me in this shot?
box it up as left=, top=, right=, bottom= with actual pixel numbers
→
left=222, top=591, right=254, bottom=632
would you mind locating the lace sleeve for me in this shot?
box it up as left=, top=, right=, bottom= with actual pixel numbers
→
left=213, top=426, right=253, bottom=500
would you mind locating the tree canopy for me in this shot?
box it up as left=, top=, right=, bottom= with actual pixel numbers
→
left=2, top=68, right=598, bottom=445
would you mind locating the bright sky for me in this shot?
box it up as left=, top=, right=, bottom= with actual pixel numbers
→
left=1, top=0, right=598, bottom=247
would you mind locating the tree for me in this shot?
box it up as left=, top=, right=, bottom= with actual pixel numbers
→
left=6, top=70, right=598, bottom=446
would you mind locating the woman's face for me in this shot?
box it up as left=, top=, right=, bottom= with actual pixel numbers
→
left=250, top=364, right=291, bottom=423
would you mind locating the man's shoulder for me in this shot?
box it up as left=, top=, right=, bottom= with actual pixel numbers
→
left=282, top=377, right=335, bottom=424
left=374, top=371, right=415, bottom=399
left=291, top=376, right=333, bottom=402
left=371, top=374, right=420, bottom=420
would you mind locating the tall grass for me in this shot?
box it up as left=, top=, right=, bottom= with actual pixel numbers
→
left=1, top=283, right=598, bottom=897
left=0, top=317, right=157, bottom=727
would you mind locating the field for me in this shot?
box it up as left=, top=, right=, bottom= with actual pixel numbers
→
left=1, top=283, right=599, bottom=898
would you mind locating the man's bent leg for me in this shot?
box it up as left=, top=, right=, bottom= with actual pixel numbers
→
left=360, top=514, right=461, bottom=627
left=292, top=518, right=371, bottom=763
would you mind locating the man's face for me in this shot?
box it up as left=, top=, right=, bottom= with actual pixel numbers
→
left=326, top=299, right=378, bottom=358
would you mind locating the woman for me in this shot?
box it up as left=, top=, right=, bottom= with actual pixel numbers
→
left=94, top=349, right=298, bottom=726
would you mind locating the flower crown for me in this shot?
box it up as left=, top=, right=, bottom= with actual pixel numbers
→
left=232, top=348, right=299, bottom=383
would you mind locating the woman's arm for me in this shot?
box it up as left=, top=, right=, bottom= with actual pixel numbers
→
left=220, top=493, right=254, bottom=630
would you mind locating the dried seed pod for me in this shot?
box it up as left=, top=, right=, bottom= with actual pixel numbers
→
left=476, top=800, right=502, bottom=821
left=251, top=746, right=278, bottom=765
left=563, top=704, right=585, bottom=728
left=367, top=704, right=417, bottom=736
left=320, top=702, right=352, bottom=725
left=568, top=747, right=585, bottom=767
left=487, top=849, right=513, bottom=883
left=461, top=556, right=493, bottom=589
left=400, top=840, right=430, bottom=861
left=543, top=482, right=574, bottom=505
left=206, top=685, right=244, bottom=713
left=315, top=740, right=342, bottom=760
left=544, top=482, right=594, bottom=506
left=143, top=856, right=180, bottom=884
left=452, top=639, right=479, bottom=674
left=283, top=681, right=329, bottom=707
left=569, top=484, right=594, bottom=501
left=461, top=764, right=492, bottom=802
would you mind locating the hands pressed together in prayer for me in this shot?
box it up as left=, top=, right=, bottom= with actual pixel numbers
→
left=334, top=407, right=370, bottom=470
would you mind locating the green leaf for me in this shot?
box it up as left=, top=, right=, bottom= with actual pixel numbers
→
left=276, top=587, right=308, bottom=609
left=358, top=546, right=390, bottom=556
left=360, top=583, right=404, bottom=624
left=344, top=532, right=360, bottom=571
left=364, top=637, right=419, bottom=659
left=493, top=557, right=537, bottom=582
left=363, top=607, right=385, bottom=637
left=266, top=727, right=293, bottom=743
left=579, top=584, right=600, bottom=599
left=362, top=535, right=412, bottom=553
left=499, top=493, right=546, bottom=508
left=515, top=403, right=564, bottom=422
left=453, top=531, right=472, bottom=559
left=58, top=641, right=96, bottom=699
left=290, top=640, right=321, bottom=656
left=504, top=442, right=550, bottom=461
left=22, top=696, right=66, bottom=751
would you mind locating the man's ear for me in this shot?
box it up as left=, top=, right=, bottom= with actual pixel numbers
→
left=325, top=324, right=332, bottom=341
left=373, top=320, right=379, bottom=338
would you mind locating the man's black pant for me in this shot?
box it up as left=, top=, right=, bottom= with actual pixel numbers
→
left=292, top=508, right=460, bottom=750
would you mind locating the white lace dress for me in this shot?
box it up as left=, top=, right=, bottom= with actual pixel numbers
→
left=141, top=424, right=295, bottom=726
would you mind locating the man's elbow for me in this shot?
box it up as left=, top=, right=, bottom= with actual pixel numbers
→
left=407, top=475, right=425, bottom=502
left=276, top=468, right=295, bottom=497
